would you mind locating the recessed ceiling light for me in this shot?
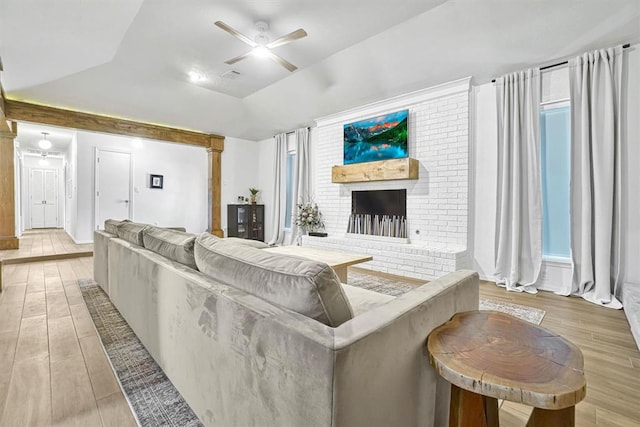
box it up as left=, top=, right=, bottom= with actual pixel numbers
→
left=38, top=132, right=52, bottom=149
left=188, top=70, right=206, bottom=83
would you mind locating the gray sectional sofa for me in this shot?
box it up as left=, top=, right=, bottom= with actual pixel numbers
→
left=93, top=220, right=479, bottom=427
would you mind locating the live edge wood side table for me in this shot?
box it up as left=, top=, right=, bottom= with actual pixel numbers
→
left=427, top=311, right=586, bottom=427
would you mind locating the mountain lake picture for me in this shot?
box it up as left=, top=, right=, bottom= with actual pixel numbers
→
left=343, top=109, right=408, bottom=165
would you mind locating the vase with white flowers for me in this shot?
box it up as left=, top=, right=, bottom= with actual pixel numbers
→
left=295, top=201, right=327, bottom=237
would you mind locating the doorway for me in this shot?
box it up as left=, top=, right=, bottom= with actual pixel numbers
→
left=29, top=168, right=58, bottom=228
left=95, top=149, right=133, bottom=230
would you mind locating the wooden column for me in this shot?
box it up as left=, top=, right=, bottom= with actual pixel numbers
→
left=209, top=136, right=224, bottom=237
left=0, top=123, right=19, bottom=250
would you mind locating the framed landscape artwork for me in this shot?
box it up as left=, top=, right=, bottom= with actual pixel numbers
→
left=343, top=109, right=409, bottom=165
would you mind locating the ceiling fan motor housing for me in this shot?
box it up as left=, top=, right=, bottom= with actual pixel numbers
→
left=255, top=21, right=269, bottom=33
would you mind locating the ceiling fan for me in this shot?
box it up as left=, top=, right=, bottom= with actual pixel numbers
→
left=214, top=21, right=307, bottom=72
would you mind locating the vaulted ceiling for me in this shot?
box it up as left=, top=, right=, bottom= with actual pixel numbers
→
left=2, top=0, right=639, bottom=141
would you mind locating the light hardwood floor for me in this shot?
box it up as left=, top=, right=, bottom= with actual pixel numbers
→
left=0, top=257, right=137, bottom=427
left=0, top=249, right=639, bottom=425
left=0, top=229, right=93, bottom=262
left=353, top=267, right=640, bottom=426
left=479, top=282, right=639, bottom=426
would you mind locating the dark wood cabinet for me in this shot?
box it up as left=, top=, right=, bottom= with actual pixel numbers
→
left=227, top=204, right=264, bottom=241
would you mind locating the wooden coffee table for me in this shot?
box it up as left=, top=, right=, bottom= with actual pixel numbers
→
left=427, top=310, right=586, bottom=427
left=263, top=245, right=372, bottom=283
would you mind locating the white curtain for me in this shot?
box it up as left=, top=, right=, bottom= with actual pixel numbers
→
left=494, top=68, right=543, bottom=293
left=566, top=46, right=623, bottom=309
left=290, top=127, right=312, bottom=243
left=267, top=133, right=287, bottom=245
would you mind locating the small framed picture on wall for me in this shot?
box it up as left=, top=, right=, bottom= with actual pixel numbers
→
left=150, top=174, right=164, bottom=189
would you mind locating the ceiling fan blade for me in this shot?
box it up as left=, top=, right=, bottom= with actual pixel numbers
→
left=266, top=51, right=298, bottom=72
left=214, top=21, right=257, bottom=48
left=225, top=51, right=252, bottom=65
left=266, top=28, right=308, bottom=49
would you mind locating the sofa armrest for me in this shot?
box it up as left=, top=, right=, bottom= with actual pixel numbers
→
left=331, top=270, right=479, bottom=426
left=93, top=230, right=117, bottom=296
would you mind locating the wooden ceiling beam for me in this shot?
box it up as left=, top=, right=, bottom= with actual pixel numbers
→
left=4, top=99, right=223, bottom=148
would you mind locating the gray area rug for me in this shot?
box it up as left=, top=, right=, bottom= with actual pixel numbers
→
left=78, top=279, right=203, bottom=427
left=348, top=270, right=546, bottom=325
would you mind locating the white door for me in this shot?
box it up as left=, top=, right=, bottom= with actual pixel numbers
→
left=30, top=169, right=58, bottom=228
left=95, top=149, right=132, bottom=230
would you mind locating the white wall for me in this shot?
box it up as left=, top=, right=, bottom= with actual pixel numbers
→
left=621, top=45, right=640, bottom=286
left=257, top=136, right=276, bottom=241
left=20, top=154, right=65, bottom=230
left=221, top=137, right=262, bottom=237
left=471, top=44, right=640, bottom=289
left=65, top=134, right=78, bottom=240
left=469, top=82, right=498, bottom=279
left=73, top=131, right=209, bottom=242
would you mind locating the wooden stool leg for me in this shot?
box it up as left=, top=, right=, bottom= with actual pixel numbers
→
left=526, top=406, right=575, bottom=427
left=449, top=384, right=499, bottom=427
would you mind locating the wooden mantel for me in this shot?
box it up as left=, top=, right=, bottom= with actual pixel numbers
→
left=332, top=158, right=419, bottom=183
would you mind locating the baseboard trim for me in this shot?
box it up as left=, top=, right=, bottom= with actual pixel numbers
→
left=68, top=234, right=92, bottom=245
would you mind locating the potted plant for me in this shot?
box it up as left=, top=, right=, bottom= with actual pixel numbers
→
left=249, top=188, right=259, bottom=204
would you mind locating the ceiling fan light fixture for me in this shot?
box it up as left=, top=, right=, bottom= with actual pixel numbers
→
left=38, top=132, right=52, bottom=150
left=215, top=20, right=307, bottom=72
left=252, top=45, right=271, bottom=59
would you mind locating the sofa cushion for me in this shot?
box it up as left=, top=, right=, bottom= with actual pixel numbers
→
left=341, top=284, right=395, bottom=316
left=194, top=232, right=353, bottom=327
left=143, top=227, right=197, bottom=269
left=225, top=237, right=268, bottom=249
left=191, top=233, right=268, bottom=249
left=116, top=221, right=150, bottom=246
left=104, top=218, right=129, bottom=235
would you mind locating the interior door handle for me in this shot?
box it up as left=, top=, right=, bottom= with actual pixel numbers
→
left=124, top=200, right=129, bottom=203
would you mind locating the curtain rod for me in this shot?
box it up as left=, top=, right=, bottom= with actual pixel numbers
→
left=276, top=126, right=310, bottom=138
left=491, top=43, right=631, bottom=83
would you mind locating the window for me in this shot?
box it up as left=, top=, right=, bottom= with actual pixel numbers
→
left=284, top=152, right=296, bottom=229
left=540, top=103, right=571, bottom=258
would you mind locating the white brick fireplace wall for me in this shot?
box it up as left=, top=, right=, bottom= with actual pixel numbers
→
left=303, top=77, right=472, bottom=281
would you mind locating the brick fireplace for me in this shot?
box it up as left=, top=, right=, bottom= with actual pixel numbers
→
left=304, top=78, right=471, bottom=280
